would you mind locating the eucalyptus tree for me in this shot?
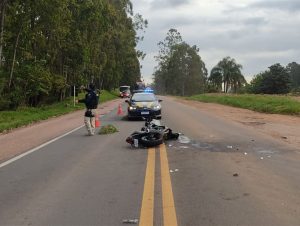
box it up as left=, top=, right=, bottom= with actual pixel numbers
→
left=153, top=29, right=182, bottom=94
left=286, top=62, right=300, bottom=90
left=0, top=0, right=145, bottom=109
left=154, top=29, right=207, bottom=96
left=0, top=0, right=8, bottom=68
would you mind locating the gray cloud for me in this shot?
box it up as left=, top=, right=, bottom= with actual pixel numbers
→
left=226, top=0, right=300, bottom=13
left=151, top=0, right=191, bottom=10
left=250, top=0, right=300, bottom=12
left=242, top=17, right=268, bottom=26
left=132, top=0, right=300, bottom=83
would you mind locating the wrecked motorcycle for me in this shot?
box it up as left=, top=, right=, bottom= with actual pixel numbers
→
left=126, top=117, right=179, bottom=148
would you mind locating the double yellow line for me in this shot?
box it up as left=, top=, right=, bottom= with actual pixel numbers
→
left=139, top=144, right=178, bottom=226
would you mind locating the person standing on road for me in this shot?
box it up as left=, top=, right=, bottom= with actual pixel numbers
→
left=78, top=84, right=99, bottom=136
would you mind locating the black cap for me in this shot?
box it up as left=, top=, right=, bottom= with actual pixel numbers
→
left=89, top=83, right=95, bottom=90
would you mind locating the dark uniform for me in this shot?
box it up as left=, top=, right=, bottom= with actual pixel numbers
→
left=79, top=84, right=99, bottom=135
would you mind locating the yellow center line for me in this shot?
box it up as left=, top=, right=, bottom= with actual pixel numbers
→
left=139, top=148, right=155, bottom=226
left=160, top=143, right=178, bottom=226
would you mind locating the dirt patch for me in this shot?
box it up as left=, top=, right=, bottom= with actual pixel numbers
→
left=176, top=98, right=300, bottom=149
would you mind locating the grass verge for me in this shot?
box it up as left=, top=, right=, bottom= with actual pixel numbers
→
left=187, top=94, right=300, bottom=115
left=0, top=90, right=119, bottom=133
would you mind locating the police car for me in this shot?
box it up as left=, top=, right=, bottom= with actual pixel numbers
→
left=125, top=89, right=162, bottom=119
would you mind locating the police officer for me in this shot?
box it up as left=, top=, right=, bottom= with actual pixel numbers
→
left=78, top=83, right=99, bottom=135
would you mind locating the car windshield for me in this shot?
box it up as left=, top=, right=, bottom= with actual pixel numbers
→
left=131, top=93, right=156, bottom=102
left=120, top=86, right=130, bottom=92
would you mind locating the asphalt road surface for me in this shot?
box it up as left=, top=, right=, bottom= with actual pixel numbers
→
left=0, top=96, right=300, bottom=226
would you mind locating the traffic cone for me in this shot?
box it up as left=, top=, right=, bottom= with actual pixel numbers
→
left=117, top=104, right=123, bottom=116
left=95, top=114, right=101, bottom=128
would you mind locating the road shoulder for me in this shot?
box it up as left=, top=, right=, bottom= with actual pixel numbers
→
left=0, top=99, right=124, bottom=163
left=174, top=97, right=300, bottom=150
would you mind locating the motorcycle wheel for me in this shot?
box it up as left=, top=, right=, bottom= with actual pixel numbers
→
left=139, top=132, right=163, bottom=147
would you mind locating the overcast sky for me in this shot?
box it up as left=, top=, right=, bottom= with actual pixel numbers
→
left=130, top=0, right=300, bottom=84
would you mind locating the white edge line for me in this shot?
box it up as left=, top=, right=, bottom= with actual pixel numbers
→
left=0, top=125, right=85, bottom=169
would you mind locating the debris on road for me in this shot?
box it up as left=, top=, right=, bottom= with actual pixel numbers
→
left=170, top=169, right=179, bottom=173
left=244, top=152, right=248, bottom=155
left=233, top=173, right=239, bottom=177
left=122, top=219, right=139, bottom=224
left=178, top=135, right=191, bottom=144
left=227, top=145, right=233, bottom=149
left=99, top=124, right=118, bottom=134
left=260, top=157, right=264, bottom=160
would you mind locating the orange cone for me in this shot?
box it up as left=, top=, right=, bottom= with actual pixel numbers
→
left=117, top=104, right=123, bottom=116
left=95, top=114, right=101, bottom=127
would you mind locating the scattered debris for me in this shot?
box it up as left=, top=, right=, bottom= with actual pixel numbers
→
left=227, top=146, right=233, bottom=149
left=260, top=157, right=264, bottom=160
left=122, top=219, right=139, bottom=224
left=244, top=152, right=248, bottom=155
left=267, top=155, right=271, bottom=158
left=170, top=169, right=179, bottom=173
left=168, top=144, right=173, bottom=147
left=281, top=136, right=288, bottom=139
left=233, top=173, right=239, bottom=177
left=179, top=146, right=189, bottom=149
left=257, top=149, right=275, bottom=155
left=178, top=135, right=191, bottom=144
left=99, top=124, right=118, bottom=134
left=251, top=139, right=255, bottom=142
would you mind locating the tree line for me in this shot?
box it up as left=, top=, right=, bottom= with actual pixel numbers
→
left=153, top=29, right=207, bottom=96
left=0, top=0, right=147, bottom=110
left=153, top=29, right=300, bottom=96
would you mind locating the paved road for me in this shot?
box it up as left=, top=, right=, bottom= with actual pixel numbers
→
left=0, top=96, right=300, bottom=225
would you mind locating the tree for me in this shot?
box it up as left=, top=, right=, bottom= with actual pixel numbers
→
left=0, top=0, right=8, bottom=68
left=153, top=29, right=207, bottom=96
left=286, top=62, right=300, bottom=90
left=248, top=63, right=291, bottom=94
left=216, top=56, right=246, bottom=93
left=208, top=66, right=222, bottom=92
left=0, top=0, right=145, bottom=109
left=261, top=64, right=291, bottom=94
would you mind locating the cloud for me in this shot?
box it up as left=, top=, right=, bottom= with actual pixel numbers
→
left=242, top=17, right=268, bottom=26
left=150, top=0, right=191, bottom=10
left=250, top=0, right=300, bottom=12
left=131, top=0, right=300, bottom=83
left=226, top=0, right=300, bottom=13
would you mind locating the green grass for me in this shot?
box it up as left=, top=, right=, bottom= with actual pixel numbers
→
left=0, top=90, right=119, bottom=133
left=187, top=94, right=300, bottom=115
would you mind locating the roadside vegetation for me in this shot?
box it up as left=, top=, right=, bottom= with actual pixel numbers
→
left=0, top=0, right=147, bottom=111
left=187, top=94, right=300, bottom=115
left=0, top=90, right=118, bottom=133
